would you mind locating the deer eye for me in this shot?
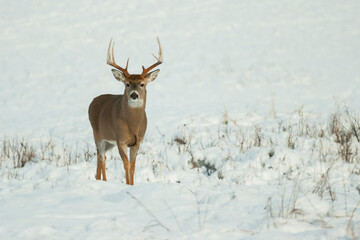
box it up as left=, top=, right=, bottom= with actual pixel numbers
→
left=126, top=83, right=130, bottom=87
left=140, top=83, right=145, bottom=87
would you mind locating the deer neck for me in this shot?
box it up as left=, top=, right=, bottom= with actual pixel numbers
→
left=119, top=94, right=146, bottom=133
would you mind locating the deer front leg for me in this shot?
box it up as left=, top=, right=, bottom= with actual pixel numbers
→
left=96, top=150, right=102, bottom=180
left=129, top=143, right=140, bottom=185
left=101, top=155, right=107, bottom=181
left=117, top=142, right=131, bottom=185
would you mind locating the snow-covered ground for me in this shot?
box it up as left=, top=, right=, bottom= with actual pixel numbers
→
left=1, top=0, right=360, bottom=239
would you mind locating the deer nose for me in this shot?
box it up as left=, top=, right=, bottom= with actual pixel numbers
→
left=130, top=92, right=138, bottom=100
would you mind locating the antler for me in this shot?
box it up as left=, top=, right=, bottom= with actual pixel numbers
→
left=140, top=37, right=163, bottom=78
left=107, top=39, right=131, bottom=78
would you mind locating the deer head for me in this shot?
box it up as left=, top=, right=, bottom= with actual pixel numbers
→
left=107, top=37, right=163, bottom=108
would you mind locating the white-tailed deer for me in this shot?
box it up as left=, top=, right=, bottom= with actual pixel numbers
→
left=88, top=37, right=163, bottom=185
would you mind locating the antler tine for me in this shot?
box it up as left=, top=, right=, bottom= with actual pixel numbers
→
left=106, top=39, right=131, bottom=78
left=111, top=41, right=116, bottom=65
left=152, top=37, right=163, bottom=62
left=107, top=39, right=113, bottom=65
left=125, top=58, right=129, bottom=69
left=140, top=37, right=164, bottom=78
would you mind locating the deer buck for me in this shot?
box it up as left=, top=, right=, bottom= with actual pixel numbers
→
left=88, top=37, right=163, bottom=185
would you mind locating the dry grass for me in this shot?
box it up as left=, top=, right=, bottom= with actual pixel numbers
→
left=0, top=137, right=95, bottom=169
left=1, top=138, right=35, bottom=168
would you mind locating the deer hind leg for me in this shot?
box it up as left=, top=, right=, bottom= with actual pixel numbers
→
left=96, top=140, right=107, bottom=181
left=129, top=144, right=140, bottom=185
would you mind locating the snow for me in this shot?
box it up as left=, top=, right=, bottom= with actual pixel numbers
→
left=1, top=0, right=360, bottom=239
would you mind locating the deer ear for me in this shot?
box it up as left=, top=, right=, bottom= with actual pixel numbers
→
left=112, top=69, right=127, bottom=82
left=145, top=69, right=160, bottom=82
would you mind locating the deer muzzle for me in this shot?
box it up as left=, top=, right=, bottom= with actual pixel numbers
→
left=130, top=91, right=139, bottom=100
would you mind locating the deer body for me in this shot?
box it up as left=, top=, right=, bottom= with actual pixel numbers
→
left=89, top=93, right=147, bottom=145
left=88, top=38, right=162, bottom=185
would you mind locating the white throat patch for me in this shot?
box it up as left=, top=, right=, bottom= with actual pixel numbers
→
left=128, top=98, right=144, bottom=108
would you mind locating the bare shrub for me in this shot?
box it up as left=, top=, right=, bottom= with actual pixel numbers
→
left=265, top=175, right=304, bottom=226
left=345, top=108, right=360, bottom=143
left=0, top=136, right=96, bottom=170
left=253, top=125, right=262, bottom=147
left=1, top=138, right=36, bottom=168
left=172, top=123, right=194, bottom=155
left=198, top=159, right=216, bottom=176
left=328, top=110, right=357, bottom=163
left=171, top=126, right=199, bottom=170
left=338, top=131, right=354, bottom=163
left=347, top=200, right=360, bottom=239
left=1, top=138, right=10, bottom=159
left=39, top=137, right=55, bottom=160
left=173, top=136, right=187, bottom=151
left=83, top=143, right=95, bottom=162
left=279, top=178, right=301, bottom=218
left=265, top=197, right=275, bottom=228
left=329, top=112, right=342, bottom=142
left=287, top=128, right=295, bottom=149
left=296, top=106, right=311, bottom=136
left=312, top=163, right=336, bottom=203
